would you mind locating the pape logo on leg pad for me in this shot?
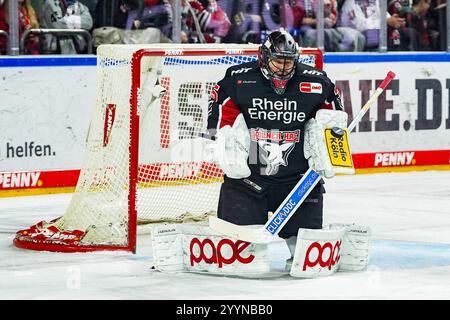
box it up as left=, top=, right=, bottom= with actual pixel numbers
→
left=189, top=238, right=255, bottom=268
left=302, top=240, right=341, bottom=271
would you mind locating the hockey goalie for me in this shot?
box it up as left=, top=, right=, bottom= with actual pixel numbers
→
left=151, top=29, right=372, bottom=278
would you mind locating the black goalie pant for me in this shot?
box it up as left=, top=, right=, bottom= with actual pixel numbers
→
left=217, top=175, right=325, bottom=239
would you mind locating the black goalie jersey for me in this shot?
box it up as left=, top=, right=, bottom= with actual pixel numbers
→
left=207, top=60, right=344, bottom=184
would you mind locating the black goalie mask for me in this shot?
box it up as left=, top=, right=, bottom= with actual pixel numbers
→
left=259, top=29, right=299, bottom=95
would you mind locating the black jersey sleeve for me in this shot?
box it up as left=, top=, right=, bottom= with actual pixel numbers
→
left=206, top=69, right=241, bottom=136
left=319, top=75, right=345, bottom=112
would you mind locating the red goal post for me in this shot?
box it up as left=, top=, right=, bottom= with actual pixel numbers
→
left=13, top=44, right=323, bottom=253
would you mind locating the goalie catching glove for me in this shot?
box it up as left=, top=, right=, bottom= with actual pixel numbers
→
left=205, top=113, right=251, bottom=179
left=304, top=109, right=355, bottom=178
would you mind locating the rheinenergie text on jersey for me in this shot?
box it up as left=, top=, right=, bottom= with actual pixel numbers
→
left=249, top=97, right=306, bottom=124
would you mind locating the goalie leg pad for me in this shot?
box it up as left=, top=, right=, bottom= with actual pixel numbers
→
left=289, top=227, right=346, bottom=278
left=150, top=224, right=185, bottom=272
left=151, top=223, right=272, bottom=276
left=330, top=223, right=372, bottom=271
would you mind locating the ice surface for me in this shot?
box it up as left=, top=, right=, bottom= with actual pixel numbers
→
left=1, top=170, right=450, bottom=299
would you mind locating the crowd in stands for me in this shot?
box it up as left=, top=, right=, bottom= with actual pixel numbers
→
left=0, top=0, right=447, bottom=55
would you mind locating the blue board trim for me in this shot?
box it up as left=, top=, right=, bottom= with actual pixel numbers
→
left=324, top=52, right=450, bottom=63
left=0, top=55, right=97, bottom=67
left=1, top=52, right=450, bottom=68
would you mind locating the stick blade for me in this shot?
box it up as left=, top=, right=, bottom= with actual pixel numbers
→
left=208, top=216, right=277, bottom=244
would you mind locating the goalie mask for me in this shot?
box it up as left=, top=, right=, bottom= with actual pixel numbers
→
left=259, top=29, right=299, bottom=95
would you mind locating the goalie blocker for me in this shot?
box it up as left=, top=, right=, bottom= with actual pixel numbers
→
left=304, top=109, right=355, bottom=179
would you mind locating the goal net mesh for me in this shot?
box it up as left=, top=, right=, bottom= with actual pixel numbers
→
left=15, top=44, right=321, bottom=251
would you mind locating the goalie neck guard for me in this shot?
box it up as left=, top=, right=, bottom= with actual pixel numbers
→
left=258, top=29, right=299, bottom=95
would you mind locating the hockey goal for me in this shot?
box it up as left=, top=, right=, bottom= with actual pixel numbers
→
left=14, top=44, right=323, bottom=253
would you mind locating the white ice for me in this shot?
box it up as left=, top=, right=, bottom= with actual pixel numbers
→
left=1, top=170, right=450, bottom=300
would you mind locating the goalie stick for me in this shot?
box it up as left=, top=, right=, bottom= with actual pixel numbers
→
left=209, top=71, right=397, bottom=243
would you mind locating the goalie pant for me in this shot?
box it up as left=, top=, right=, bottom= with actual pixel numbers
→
left=217, top=175, right=325, bottom=239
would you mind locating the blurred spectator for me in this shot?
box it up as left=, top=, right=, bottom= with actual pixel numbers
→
left=296, top=0, right=364, bottom=51
left=181, top=0, right=201, bottom=42
left=339, top=0, right=423, bottom=51
left=93, top=0, right=139, bottom=29
left=130, top=0, right=172, bottom=38
left=77, top=0, right=96, bottom=13
left=220, top=0, right=262, bottom=44
left=297, top=0, right=343, bottom=51
left=1, top=0, right=40, bottom=54
left=328, top=0, right=367, bottom=51
left=336, top=25, right=366, bottom=51
left=39, top=0, right=93, bottom=54
left=426, top=0, right=446, bottom=50
left=386, top=9, right=408, bottom=29
left=339, top=0, right=383, bottom=50
left=199, top=0, right=231, bottom=41
left=181, top=0, right=231, bottom=43
left=92, top=0, right=170, bottom=47
left=388, top=0, right=421, bottom=50
left=404, top=0, right=440, bottom=50
left=0, top=1, right=8, bottom=54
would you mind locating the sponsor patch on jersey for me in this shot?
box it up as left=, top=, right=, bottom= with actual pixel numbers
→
left=237, top=79, right=257, bottom=85
left=300, top=82, right=323, bottom=94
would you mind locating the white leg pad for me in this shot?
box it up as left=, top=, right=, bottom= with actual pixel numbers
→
left=330, top=223, right=372, bottom=271
left=151, top=223, right=272, bottom=276
left=150, top=224, right=185, bottom=272
left=290, top=227, right=346, bottom=278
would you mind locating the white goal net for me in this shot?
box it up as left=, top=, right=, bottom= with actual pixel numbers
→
left=14, top=44, right=323, bottom=252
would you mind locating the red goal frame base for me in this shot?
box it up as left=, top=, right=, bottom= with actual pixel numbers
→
left=13, top=237, right=133, bottom=253
left=13, top=218, right=134, bottom=253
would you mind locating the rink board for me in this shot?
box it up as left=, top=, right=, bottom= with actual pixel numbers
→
left=0, top=53, right=449, bottom=195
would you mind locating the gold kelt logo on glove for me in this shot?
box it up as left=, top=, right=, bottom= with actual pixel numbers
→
left=324, top=128, right=353, bottom=168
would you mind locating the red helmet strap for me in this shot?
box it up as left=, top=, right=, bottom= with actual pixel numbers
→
left=271, top=78, right=288, bottom=89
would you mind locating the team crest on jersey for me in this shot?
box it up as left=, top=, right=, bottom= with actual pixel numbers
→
left=250, top=128, right=301, bottom=176
left=299, top=82, right=323, bottom=94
